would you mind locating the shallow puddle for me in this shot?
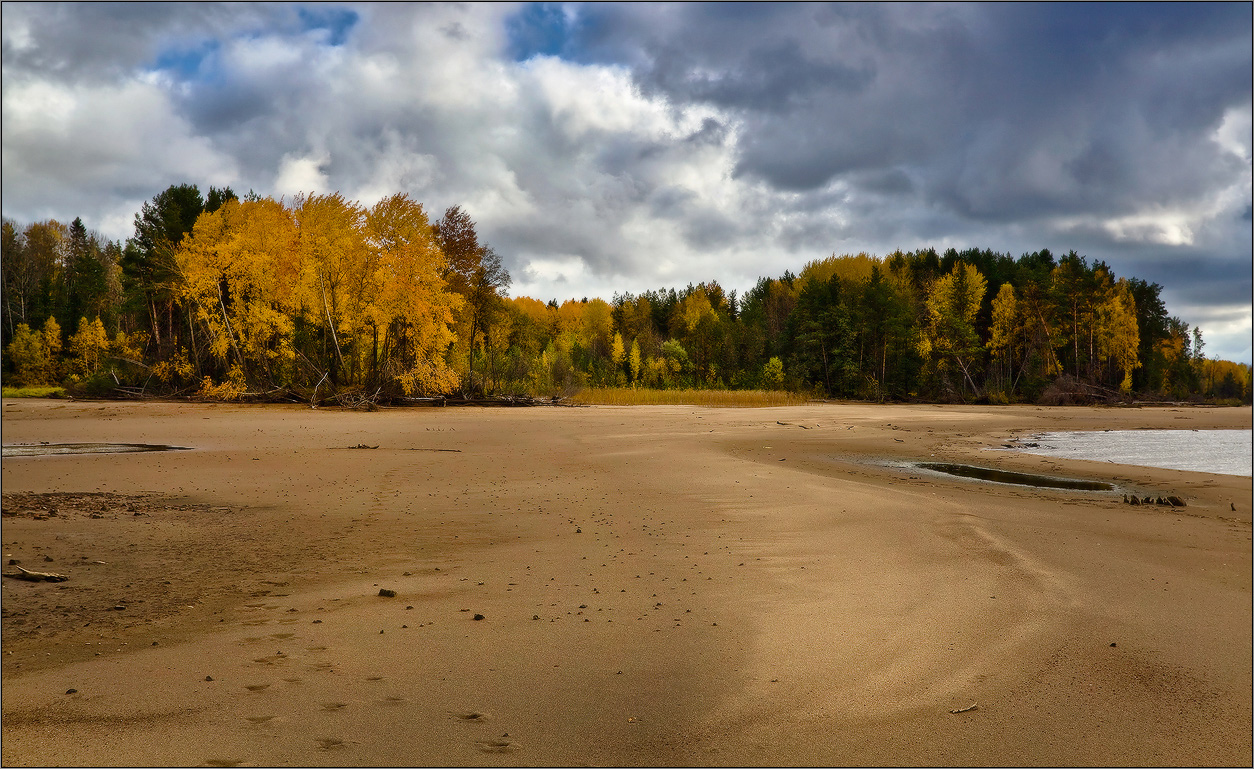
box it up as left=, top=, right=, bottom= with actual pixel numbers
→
left=2, top=443, right=191, bottom=457
left=915, top=462, right=1114, bottom=491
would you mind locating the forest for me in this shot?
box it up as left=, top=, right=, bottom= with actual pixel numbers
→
left=2, top=183, right=1250, bottom=406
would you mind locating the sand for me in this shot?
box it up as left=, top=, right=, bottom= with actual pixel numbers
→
left=1, top=398, right=1250, bottom=766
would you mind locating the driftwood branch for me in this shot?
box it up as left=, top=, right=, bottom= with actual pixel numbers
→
left=4, top=566, right=69, bottom=582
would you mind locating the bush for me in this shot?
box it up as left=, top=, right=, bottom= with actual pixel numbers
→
left=66, top=370, right=119, bottom=398
left=4, top=324, right=47, bottom=385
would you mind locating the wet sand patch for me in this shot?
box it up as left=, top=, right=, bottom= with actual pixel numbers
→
left=3, top=443, right=190, bottom=457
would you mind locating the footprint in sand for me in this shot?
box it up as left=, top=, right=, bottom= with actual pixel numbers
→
left=245, top=715, right=275, bottom=725
left=322, top=702, right=348, bottom=711
left=364, top=675, right=383, bottom=681
left=282, top=677, right=302, bottom=684
left=244, top=684, right=270, bottom=692
left=316, top=737, right=346, bottom=750
left=475, top=739, right=519, bottom=754
left=455, top=711, right=488, bottom=722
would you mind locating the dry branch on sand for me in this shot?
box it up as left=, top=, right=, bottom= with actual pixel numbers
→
left=4, top=566, right=69, bottom=582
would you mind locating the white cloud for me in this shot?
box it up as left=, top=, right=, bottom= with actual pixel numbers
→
left=1172, top=302, right=1253, bottom=364
left=2, top=75, right=236, bottom=240
left=1213, top=105, right=1253, bottom=162
left=274, top=152, right=331, bottom=197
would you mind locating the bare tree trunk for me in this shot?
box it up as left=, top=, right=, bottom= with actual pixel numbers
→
left=214, top=291, right=248, bottom=377
left=148, top=295, right=161, bottom=348
left=319, top=272, right=345, bottom=383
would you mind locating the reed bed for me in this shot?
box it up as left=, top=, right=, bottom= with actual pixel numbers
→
left=570, top=387, right=812, bottom=408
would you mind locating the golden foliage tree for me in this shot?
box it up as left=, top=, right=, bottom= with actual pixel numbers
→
left=175, top=192, right=460, bottom=398
left=986, top=282, right=1020, bottom=395
left=5, top=323, right=46, bottom=384
left=68, top=316, right=109, bottom=377
left=363, top=194, right=462, bottom=395
left=1094, top=278, right=1140, bottom=391
left=919, top=262, right=987, bottom=396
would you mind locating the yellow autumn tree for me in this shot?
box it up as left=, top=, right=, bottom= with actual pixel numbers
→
left=5, top=323, right=46, bottom=384
left=580, top=298, right=614, bottom=359
left=1094, top=278, right=1140, bottom=391
left=41, top=316, right=63, bottom=381
left=675, top=289, right=720, bottom=383
left=611, top=331, right=625, bottom=365
left=986, top=282, right=1020, bottom=395
left=798, top=253, right=877, bottom=289
left=919, top=262, right=987, bottom=396
left=362, top=193, right=462, bottom=395
left=176, top=192, right=462, bottom=398
left=291, top=193, right=370, bottom=386
left=69, top=316, right=109, bottom=377
left=177, top=196, right=299, bottom=387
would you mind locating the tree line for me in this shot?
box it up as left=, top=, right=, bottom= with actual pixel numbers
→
left=3, top=183, right=1250, bottom=405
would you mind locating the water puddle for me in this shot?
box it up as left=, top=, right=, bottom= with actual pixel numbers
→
left=913, top=462, right=1114, bottom=491
left=2, top=443, right=191, bottom=457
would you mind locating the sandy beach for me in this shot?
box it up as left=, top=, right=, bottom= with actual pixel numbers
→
left=1, top=398, right=1250, bottom=766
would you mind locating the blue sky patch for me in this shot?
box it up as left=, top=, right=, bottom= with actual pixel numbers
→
left=505, top=3, right=574, bottom=62
left=151, top=39, right=221, bottom=79
left=297, top=5, right=359, bottom=46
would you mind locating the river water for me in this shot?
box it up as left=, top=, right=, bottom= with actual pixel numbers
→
left=1008, top=429, right=1252, bottom=477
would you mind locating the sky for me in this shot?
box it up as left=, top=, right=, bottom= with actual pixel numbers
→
left=3, top=2, right=1251, bottom=362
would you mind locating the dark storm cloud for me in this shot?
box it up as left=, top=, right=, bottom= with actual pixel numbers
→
left=3, top=3, right=273, bottom=82
left=560, top=3, right=1250, bottom=215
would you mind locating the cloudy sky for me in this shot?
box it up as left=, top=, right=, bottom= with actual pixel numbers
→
left=3, top=2, right=1251, bottom=360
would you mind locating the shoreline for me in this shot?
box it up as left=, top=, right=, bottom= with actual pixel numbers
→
left=2, top=399, right=1250, bottom=765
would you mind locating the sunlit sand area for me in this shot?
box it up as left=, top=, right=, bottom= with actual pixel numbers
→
left=2, top=399, right=1250, bottom=766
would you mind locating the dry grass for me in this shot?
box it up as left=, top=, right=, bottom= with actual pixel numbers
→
left=570, top=387, right=812, bottom=408
left=2, top=385, right=67, bottom=399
